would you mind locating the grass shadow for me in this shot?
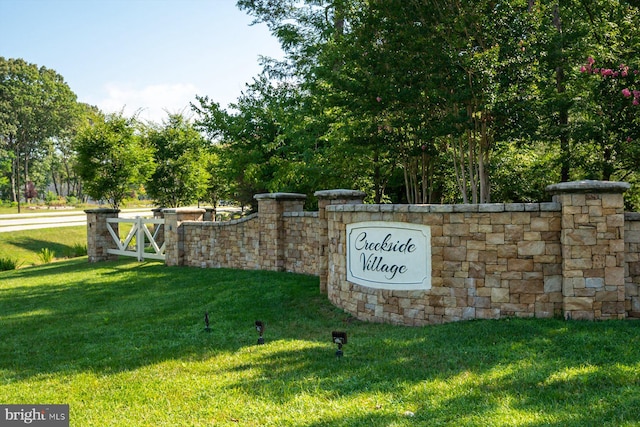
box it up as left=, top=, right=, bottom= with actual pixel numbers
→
left=0, top=259, right=334, bottom=379
left=218, top=319, right=640, bottom=425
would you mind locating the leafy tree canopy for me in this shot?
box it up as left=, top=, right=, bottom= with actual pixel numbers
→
left=144, top=114, right=210, bottom=208
left=73, top=112, right=154, bottom=209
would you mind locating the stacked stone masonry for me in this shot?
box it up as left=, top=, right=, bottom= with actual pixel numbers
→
left=87, top=181, right=640, bottom=326
left=325, top=202, right=564, bottom=325
left=85, top=209, right=120, bottom=262
left=625, top=212, right=640, bottom=317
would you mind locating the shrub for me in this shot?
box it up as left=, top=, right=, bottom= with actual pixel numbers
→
left=64, top=243, right=87, bottom=258
left=0, top=257, right=21, bottom=271
left=37, top=248, right=55, bottom=264
left=45, top=192, right=66, bottom=208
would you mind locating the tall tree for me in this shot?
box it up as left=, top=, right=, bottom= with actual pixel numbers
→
left=193, top=77, right=321, bottom=209
left=144, top=114, right=209, bottom=208
left=74, top=112, right=154, bottom=209
left=232, top=1, right=640, bottom=205
left=0, top=57, right=78, bottom=211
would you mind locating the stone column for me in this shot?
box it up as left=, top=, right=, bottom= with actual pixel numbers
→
left=547, top=180, right=630, bottom=320
left=85, top=208, right=120, bottom=262
left=254, top=193, right=306, bottom=271
left=203, top=208, right=216, bottom=222
left=314, top=189, right=366, bottom=293
left=163, top=208, right=205, bottom=267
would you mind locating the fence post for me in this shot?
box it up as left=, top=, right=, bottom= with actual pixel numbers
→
left=85, top=208, right=120, bottom=262
left=136, top=217, right=144, bottom=262
left=163, top=208, right=205, bottom=266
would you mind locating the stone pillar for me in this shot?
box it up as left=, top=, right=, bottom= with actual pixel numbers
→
left=254, top=192, right=306, bottom=271
left=314, top=189, right=366, bottom=293
left=163, top=208, right=205, bottom=267
left=85, top=208, right=120, bottom=262
left=203, top=208, right=216, bottom=222
left=625, top=212, right=640, bottom=317
left=547, top=180, right=630, bottom=320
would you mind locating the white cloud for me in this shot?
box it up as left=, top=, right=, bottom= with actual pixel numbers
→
left=97, top=82, right=200, bottom=124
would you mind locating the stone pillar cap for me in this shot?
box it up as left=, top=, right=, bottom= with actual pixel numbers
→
left=84, top=208, right=120, bottom=213
left=546, top=180, right=630, bottom=195
left=254, top=192, right=307, bottom=200
left=162, top=207, right=206, bottom=214
left=314, top=189, right=366, bottom=199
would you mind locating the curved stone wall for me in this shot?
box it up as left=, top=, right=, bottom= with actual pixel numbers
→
left=87, top=181, right=640, bottom=325
left=326, top=202, right=563, bottom=325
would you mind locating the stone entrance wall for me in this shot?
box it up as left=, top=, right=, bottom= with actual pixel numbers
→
left=325, top=202, right=563, bottom=325
left=87, top=181, right=640, bottom=325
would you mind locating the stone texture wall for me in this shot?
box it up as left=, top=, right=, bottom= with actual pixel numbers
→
left=625, top=212, right=640, bottom=317
left=164, top=208, right=205, bottom=267
left=548, top=181, right=629, bottom=320
left=87, top=180, right=640, bottom=326
left=169, top=193, right=322, bottom=275
left=85, top=209, right=120, bottom=262
left=316, top=190, right=367, bottom=292
left=325, top=203, right=564, bottom=325
left=181, top=214, right=261, bottom=269
left=283, top=212, right=320, bottom=275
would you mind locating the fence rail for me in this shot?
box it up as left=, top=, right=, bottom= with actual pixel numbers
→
left=106, top=217, right=165, bottom=261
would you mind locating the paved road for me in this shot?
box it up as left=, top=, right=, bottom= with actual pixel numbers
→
left=0, top=209, right=155, bottom=233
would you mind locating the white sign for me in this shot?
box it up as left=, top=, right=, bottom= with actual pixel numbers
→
left=346, top=221, right=431, bottom=290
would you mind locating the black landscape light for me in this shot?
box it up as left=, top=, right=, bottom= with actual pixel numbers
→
left=332, top=331, right=347, bottom=357
left=255, top=320, right=265, bottom=345
left=204, top=311, right=211, bottom=333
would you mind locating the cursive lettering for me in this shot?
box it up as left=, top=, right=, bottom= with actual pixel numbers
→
left=360, top=253, right=408, bottom=280
left=354, top=232, right=416, bottom=254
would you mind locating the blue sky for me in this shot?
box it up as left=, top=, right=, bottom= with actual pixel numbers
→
left=0, top=0, right=284, bottom=123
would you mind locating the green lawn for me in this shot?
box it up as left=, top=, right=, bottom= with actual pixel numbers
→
left=0, top=226, right=87, bottom=267
left=1, top=259, right=640, bottom=426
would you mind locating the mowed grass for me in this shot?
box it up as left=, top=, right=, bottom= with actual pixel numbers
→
left=1, top=259, right=640, bottom=426
left=0, top=226, right=87, bottom=266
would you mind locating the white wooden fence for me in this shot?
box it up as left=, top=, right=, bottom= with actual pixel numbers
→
left=106, top=217, right=165, bottom=261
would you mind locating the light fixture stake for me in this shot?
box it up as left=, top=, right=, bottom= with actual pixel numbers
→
left=204, top=311, right=211, bottom=333
left=255, top=320, right=265, bottom=345
left=332, top=331, right=347, bottom=357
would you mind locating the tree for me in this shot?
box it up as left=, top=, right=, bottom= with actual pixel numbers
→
left=232, top=1, right=640, bottom=205
left=0, top=143, right=11, bottom=199
left=194, top=77, right=319, bottom=209
left=74, top=112, right=154, bottom=209
left=0, top=57, right=79, bottom=211
left=238, top=0, right=546, bottom=204
left=144, top=114, right=209, bottom=208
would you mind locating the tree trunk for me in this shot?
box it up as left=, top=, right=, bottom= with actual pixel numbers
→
left=52, top=168, right=60, bottom=196
left=10, top=154, right=18, bottom=203
left=454, top=135, right=469, bottom=204
left=467, top=128, right=478, bottom=204
left=23, top=152, right=30, bottom=203
left=479, top=113, right=491, bottom=203
left=373, top=149, right=383, bottom=204
left=553, top=3, right=570, bottom=182
left=403, top=161, right=412, bottom=203
left=15, top=148, right=21, bottom=213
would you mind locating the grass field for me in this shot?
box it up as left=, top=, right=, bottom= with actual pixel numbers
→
left=1, top=258, right=640, bottom=426
left=0, top=226, right=87, bottom=267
